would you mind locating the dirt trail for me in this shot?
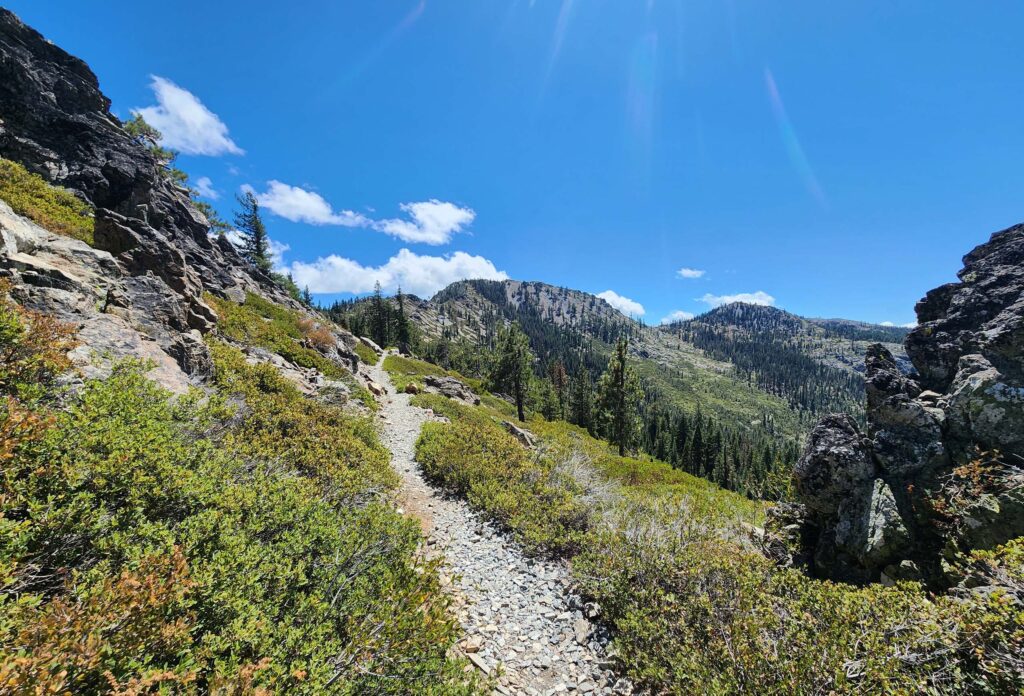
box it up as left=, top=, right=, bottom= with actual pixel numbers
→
left=366, top=355, right=629, bottom=696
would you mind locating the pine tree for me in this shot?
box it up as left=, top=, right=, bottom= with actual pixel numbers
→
left=301, top=286, right=313, bottom=306
left=548, top=360, right=569, bottom=420
left=568, top=370, right=594, bottom=431
left=489, top=323, right=532, bottom=422
left=596, top=338, right=643, bottom=456
left=370, top=281, right=389, bottom=348
left=233, top=191, right=272, bottom=271
left=395, top=286, right=411, bottom=354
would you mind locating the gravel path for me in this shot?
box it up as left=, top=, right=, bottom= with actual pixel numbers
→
left=366, top=356, right=630, bottom=696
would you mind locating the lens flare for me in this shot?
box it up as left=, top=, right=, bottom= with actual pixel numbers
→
left=765, top=67, right=827, bottom=207
left=334, top=1, right=427, bottom=89
left=627, top=32, right=659, bottom=151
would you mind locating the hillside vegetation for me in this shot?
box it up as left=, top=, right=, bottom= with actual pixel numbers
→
left=0, top=158, right=94, bottom=244
left=0, top=289, right=479, bottom=693
left=392, top=355, right=1023, bottom=694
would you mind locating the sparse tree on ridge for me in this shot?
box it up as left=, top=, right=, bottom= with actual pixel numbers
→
left=233, top=191, right=272, bottom=271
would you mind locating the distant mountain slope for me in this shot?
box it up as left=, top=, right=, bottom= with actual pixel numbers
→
left=332, top=280, right=909, bottom=443
left=660, top=303, right=910, bottom=417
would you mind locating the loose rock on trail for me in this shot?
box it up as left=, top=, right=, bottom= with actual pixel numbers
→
left=367, top=355, right=631, bottom=696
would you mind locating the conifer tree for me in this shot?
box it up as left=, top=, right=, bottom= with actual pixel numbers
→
left=395, top=286, right=411, bottom=354
left=370, top=281, right=390, bottom=348
left=301, top=286, right=313, bottom=306
left=596, top=338, right=643, bottom=456
left=489, top=323, right=532, bottom=422
left=233, top=191, right=272, bottom=271
left=548, top=360, right=569, bottom=420
left=568, top=369, right=594, bottom=432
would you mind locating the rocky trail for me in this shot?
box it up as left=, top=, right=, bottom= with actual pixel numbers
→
left=366, top=355, right=630, bottom=696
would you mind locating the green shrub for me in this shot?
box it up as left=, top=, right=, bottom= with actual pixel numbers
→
left=416, top=418, right=590, bottom=555
left=575, top=514, right=964, bottom=695
left=0, top=158, right=94, bottom=244
left=383, top=354, right=448, bottom=392
left=0, top=297, right=479, bottom=692
left=207, top=292, right=348, bottom=378
left=355, top=341, right=379, bottom=366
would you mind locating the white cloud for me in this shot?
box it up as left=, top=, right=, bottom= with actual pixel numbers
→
left=597, top=290, right=646, bottom=317
left=375, top=200, right=476, bottom=245
left=659, top=310, right=695, bottom=325
left=247, top=181, right=370, bottom=227
left=288, top=248, right=507, bottom=298
left=194, top=176, right=219, bottom=200
left=134, top=76, right=243, bottom=156
left=676, top=267, right=705, bottom=279
left=244, top=182, right=474, bottom=245
left=699, top=291, right=776, bottom=308
left=881, top=321, right=917, bottom=328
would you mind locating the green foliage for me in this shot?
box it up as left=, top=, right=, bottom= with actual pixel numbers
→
left=207, top=293, right=377, bottom=411
left=416, top=417, right=590, bottom=555
left=488, top=323, right=532, bottom=422
left=575, top=523, right=963, bottom=695
left=0, top=289, right=478, bottom=693
left=405, top=354, right=1023, bottom=694
left=383, top=354, right=448, bottom=392
left=0, top=158, right=94, bottom=244
left=193, top=199, right=230, bottom=234
left=595, top=337, right=643, bottom=456
left=355, top=341, right=380, bottom=366
left=123, top=113, right=187, bottom=184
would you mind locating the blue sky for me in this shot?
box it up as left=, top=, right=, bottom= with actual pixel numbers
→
left=9, top=1, right=1024, bottom=325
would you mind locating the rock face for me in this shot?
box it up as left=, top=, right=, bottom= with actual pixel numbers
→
left=790, top=223, right=1024, bottom=585
left=0, top=9, right=306, bottom=386
left=424, top=375, right=481, bottom=405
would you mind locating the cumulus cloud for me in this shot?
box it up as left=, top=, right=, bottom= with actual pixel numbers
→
left=881, top=321, right=917, bottom=328
left=376, top=200, right=476, bottom=245
left=676, top=267, right=705, bottom=279
left=597, top=290, right=646, bottom=317
left=288, top=248, right=507, bottom=298
left=194, top=176, right=219, bottom=200
left=134, top=76, right=243, bottom=156
left=699, top=291, right=776, bottom=308
left=246, top=181, right=371, bottom=226
left=660, top=310, right=695, bottom=325
left=244, top=182, right=474, bottom=245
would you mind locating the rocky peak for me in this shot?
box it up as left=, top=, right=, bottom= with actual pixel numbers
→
left=0, top=9, right=316, bottom=389
left=789, top=223, right=1024, bottom=586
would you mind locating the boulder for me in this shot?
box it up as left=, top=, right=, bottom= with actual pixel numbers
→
left=945, top=354, right=1024, bottom=460
left=424, top=375, right=480, bottom=405
left=503, top=421, right=538, bottom=449
left=794, top=415, right=876, bottom=516
left=359, top=336, right=384, bottom=356
left=792, top=222, right=1024, bottom=586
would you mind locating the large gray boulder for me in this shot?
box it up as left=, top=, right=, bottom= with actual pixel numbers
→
left=790, top=222, right=1024, bottom=586
left=794, top=415, right=876, bottom=515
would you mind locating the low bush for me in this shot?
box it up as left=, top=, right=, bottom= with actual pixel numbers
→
left=208, top=292, right=344, bottom=376
left=416, top=416, right=591, bottom=555
left=383, top=354, right=448, bottom=392
left=354, top=341, right=379, bottom=366
left=0, top=291, right=478, bottom=692
left=0, top=158, right=94, bottom=244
